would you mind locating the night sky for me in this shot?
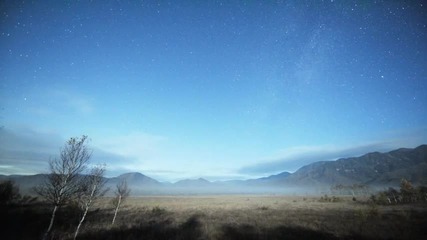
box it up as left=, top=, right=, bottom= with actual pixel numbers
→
left=1, top=1, right=427, bottom=181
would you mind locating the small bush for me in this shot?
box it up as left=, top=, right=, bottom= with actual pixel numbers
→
left=0, top=180, right=21, bottom=205
left=151, top=206, right=167, bottom=216
left=319, top=194, right=329, bottom=202
left=319, top=194, right=341, bottom=202
left=331, top=196, right=342, bottom=202
left=371, top=193, right=390, bottom=204
left=257, top=206, right=269, bottom=211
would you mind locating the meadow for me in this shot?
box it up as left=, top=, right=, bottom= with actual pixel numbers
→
left=3, top=195, right=426, bottom=239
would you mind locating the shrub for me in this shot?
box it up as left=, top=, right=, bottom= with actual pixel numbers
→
left=376, top=192, right=390, bottom=205
left=400, top=178, right=416, bottom=202
left=0, top=180, right=21, bottom=205
left=369, top=180, right=427, bottom=205
left=151, top=206, right=167, bottom=216
left=319, top=194, right=341, bottom=202
left=319, top=194, right=329, bottom=202
left=416, top=186, right=427, bottom=202
left=257, top=206, right=269, bottom=211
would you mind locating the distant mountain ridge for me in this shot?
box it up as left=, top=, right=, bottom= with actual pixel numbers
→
left=174, top=178, right=211, bottom=187
left=283, top=144, right=427, bottom=187
left=110, top=172, right=161, bottom=186
left=1, top=144, right=426, bottom=194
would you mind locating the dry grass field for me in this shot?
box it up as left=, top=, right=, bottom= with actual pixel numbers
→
left=2, top=195, right=427, bottom=239
left=79, top=195, right=427, bottom=240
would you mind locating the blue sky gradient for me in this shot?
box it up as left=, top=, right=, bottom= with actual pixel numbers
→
left=1, top=1, right=427, bottom=181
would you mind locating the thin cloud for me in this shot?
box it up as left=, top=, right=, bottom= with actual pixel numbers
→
left=51, top=89, right=95, bottom=115
left=66, top=97, right=94, bottom=114
left=0, top=126, right=135, bottom=176
left=0, top=126, right=63, bottom=175
left=0, top=165, right=36, bottom=175
left=0, top=126, right=63, bottom=153
left=96, top=132, right=167, bottom=159
left=20, top=88, right=95, bottom=118
left=28, top=106, right=54, bottom=117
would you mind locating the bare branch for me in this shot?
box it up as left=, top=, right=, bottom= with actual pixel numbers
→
left=33, top=135, right=91, bottom=240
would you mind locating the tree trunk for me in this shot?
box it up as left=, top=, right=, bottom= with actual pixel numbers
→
left=111, top=195, right=122, bottom=225
left=74, top=184, right=97, bottom=239
left=74, top=205, right=89, bottom=240
left=43, top=205, right=58, bottom=240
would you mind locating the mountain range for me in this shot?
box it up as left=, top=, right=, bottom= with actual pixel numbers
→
left=1, top=144, right=426, bottom=195
left=282, top=144, right=427, bottom=187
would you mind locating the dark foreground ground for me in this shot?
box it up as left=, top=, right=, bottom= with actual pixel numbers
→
left=1, top=196, right=427, bottom=240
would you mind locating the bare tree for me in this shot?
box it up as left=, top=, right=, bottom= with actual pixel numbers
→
left=74, top=164, right=108, bottom=240
left=34, top=136, right=91, bottom=240
left=111, top=179, right=131, bottom=225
